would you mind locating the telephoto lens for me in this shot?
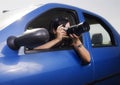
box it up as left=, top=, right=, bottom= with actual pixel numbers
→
left=67, top=22, right=90, bottom=36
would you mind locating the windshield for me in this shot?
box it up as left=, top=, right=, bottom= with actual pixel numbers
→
left=0, top=5, right=39, bottom=30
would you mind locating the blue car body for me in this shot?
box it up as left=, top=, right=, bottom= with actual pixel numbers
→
left=0, top=3, right=120, bottom=85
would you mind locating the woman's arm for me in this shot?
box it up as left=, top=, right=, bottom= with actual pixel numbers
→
left=34, top=38, right=61, bottom=49
left=34, top=25, right=66, bottom=50
left=70, top=34, right=91, bottom=63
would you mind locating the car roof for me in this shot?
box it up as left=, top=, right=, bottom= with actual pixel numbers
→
left=0, top=5, right=41, bottom=30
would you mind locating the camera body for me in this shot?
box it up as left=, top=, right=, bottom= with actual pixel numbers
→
left=66, top=22, right=90, bottom=36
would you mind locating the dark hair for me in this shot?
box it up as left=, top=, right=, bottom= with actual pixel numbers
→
left=49, top=17, right=69, bottom=33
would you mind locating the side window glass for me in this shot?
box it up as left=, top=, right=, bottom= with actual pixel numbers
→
left=84, top=14, right=115, bottom=47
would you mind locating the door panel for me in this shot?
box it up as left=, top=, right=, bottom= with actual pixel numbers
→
left=0, top=47, right=94, bottom=85
left=84, top=13, right=120, bottom=84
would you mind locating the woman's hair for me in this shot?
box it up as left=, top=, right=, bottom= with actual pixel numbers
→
left=49, top=17, right=69, bottom=33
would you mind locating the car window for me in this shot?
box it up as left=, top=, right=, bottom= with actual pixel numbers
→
left=25, top=8, right=81, bottom=52
left=83, top=13, right=115, bottom=47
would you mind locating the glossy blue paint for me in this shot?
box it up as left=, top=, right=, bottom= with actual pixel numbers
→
left=0, top=3, right=120, bottom=85
left=0, top=49, right=94, bottom=85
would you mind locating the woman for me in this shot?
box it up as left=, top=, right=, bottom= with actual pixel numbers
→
left=34, top=17, right=91, bottom=63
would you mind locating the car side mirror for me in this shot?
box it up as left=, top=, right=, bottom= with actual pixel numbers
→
left=92, top=33, right=103, bottom=46
left=7, top=28, right=49, bottom=50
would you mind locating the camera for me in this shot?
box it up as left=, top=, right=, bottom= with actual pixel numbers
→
left=66, top=22, right=90, bottom=36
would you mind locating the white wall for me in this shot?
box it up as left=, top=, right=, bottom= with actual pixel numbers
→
left=0, top=0, right=120, bottom=33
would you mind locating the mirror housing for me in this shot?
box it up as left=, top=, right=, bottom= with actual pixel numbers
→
left=7, top=28, right=49, bottom=50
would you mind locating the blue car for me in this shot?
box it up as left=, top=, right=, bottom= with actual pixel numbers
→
left=0, top=3, right=120, bottom=85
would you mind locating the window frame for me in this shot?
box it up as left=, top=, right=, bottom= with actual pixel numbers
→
left=24, top=8, right=82, bottom=53
left=83, top=13, right=115, bottom=48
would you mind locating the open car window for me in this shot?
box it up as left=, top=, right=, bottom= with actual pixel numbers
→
left=25, top=8, right=81, bottom=53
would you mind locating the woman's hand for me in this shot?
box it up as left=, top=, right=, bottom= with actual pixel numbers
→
left=56, top=24, right=67, bottom=41
left=69, top=34, right=82, bottom=47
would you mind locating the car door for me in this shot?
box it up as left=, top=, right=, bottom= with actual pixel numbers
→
left=0, top=5, right=94, bottom=85
left=83, top=13, right=120, bottom=84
